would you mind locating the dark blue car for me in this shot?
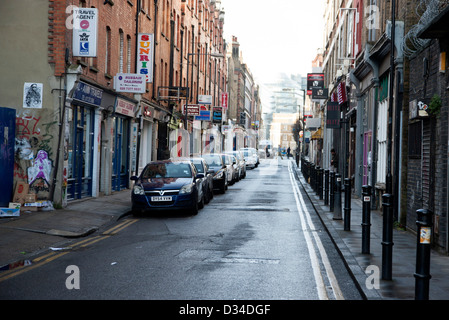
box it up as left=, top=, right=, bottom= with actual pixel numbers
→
left=130, top=159, right=205, bottom=215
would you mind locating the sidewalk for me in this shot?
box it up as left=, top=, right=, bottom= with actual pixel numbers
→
left=0, top=190, right=132, bottom=270
left=293, top=161, right=449, bottom=300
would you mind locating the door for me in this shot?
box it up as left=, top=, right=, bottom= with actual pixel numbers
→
left=112, top=116, right=130, bottom=191
left=0, top=107, right=16, bottom=206
left=67, top=105, right=94, bottom=200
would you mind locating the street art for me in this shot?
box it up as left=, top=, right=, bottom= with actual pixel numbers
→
left=27, top=150, right=52, bottom=194
left=14, top=110, right=57, bottom=198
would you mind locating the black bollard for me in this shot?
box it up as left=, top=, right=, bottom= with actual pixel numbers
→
left=344, top=178, right=351, bottom=231
left=319, top=168, right=324, bottom=200
left=324, top=170, right=329, bottom=205
left=329, top=171, right=335, bottom=212
left=311, top=165, right=315, bottom=189
left=382, top=193, right=394, bottom=280
left=333, top=173, right=342, bottom=220
left=414, top=209, right=433, bottom=300
left=315, top=167, right=321, bottom=196
left=361, top=185, right=372, bottom=254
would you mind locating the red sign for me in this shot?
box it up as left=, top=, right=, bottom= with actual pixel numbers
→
left=221, top=92, right=228, bottom=109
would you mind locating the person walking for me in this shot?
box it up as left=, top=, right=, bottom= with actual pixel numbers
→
left=331, top=148, right=338, bottom=172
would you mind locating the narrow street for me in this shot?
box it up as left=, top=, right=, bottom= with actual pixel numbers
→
left=0, top=159, right=363, bottom=301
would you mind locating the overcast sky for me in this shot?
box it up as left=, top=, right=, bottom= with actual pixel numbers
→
left=222, top=0, right=325, bottom=83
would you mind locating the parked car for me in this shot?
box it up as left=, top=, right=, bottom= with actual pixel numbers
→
left=240, top=147, right=259, bottom=169
left=229, top=154, right=240, bottom=182
left=130, top=159, right=205, bottom=215
left=200, top=153, right=228, bottom=193
left=189, top=157, right=214, bottom=204
left=225, top=150, right=246, bottom=179
left=220, top=153, right=237, bottom=185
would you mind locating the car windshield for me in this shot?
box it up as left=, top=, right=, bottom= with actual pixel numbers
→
left=202, top=154, right=222, bottom=166
left=191, top=160, right=204, bottom=173
left=141, top=162, right=192, bottom=178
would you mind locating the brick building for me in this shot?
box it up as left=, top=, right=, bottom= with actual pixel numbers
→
left=0, top=0, right=227, bottom=207
left=406, top=3, right=449, bottom=251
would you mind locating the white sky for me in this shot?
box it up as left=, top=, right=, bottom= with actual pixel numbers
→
left=222, top=0, right=325, bottom=83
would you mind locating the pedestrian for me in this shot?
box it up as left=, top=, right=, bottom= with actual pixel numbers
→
left=331, top=148, right=338, bottom=172
left=287, top=147, right=291, bottom=159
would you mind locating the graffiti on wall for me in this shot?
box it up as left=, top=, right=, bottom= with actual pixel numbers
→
left=14, top=110, right=57, bottom=198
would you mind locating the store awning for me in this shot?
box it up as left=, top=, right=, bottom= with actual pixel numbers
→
left=311, top=128, right=322, bottom=140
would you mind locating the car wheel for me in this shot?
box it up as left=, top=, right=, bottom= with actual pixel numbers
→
left=219, top=180, right=226, bottom=194
left=199, top=194, right=205, bottom=209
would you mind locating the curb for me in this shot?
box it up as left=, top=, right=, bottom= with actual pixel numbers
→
left=291, top=162, right=383, bottom=300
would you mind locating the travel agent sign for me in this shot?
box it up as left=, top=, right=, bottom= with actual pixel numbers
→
left=72, top=8, right=98, bottom=57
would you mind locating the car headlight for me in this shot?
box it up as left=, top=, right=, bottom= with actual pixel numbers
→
left=179, top=183, right=194, bottom=194
left=133, top=185, right=145, bottom=195
left=213, top=170, right=224, bottom=179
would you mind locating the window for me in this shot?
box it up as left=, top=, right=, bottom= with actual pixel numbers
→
left=119, top=30, right=124, bottom=73
left=127, top=35, right=132, bottom=73
left=105, top=27, right=111, bottom=75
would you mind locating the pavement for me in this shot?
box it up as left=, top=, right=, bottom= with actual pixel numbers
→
left=292, top=160, right=449, bottom=300
left=0, top=189, right=132, bottom=271
left=1, top=160, right=449, bottom=300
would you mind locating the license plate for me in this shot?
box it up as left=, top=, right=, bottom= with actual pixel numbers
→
left=151, top=196, right=172, bottom=202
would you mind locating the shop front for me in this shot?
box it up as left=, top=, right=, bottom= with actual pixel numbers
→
left=112, top=97, right=136, bottom=191
left=67, top=81, right=102, bottom=201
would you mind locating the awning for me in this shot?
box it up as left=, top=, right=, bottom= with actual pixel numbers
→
left=311, top=128, right=322, bottom=140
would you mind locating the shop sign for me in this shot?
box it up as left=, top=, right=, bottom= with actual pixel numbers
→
left=221, top=92, right=228, bottom=109
left=312, top=87, right=328, bottom=100
left=137, top=33, right=154, bottom=83
left=198, top=95, right=212, bottom=105
left=114, top=73, right=146, bottom=93
left=72, top=81, right=102, bottom=107
left=326, top=102, right=340, bottom=129
left=72, top=8, right=98, bottom=57
left=195, top=106, right=211, bottom=121
left=115, top=98, right=136, bottom=117
left=183, top=104, right=200, bottom=116
left=307, top=73, right=324, bottom=95
left=212, top=107, right=222, bottom=124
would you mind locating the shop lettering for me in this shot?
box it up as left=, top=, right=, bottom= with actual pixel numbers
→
left=137, top=34, right=154, bottom=82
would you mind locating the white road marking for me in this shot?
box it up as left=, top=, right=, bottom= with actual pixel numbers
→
left=288, top=161, right=344, bottom=300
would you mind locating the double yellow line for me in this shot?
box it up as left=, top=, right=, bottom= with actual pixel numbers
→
left=0, top=219, right=138, bottom=283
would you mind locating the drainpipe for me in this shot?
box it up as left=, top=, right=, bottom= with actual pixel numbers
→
left=349, top=70, right=363, bottom=198
left=365, top=50, right=379, bottom=209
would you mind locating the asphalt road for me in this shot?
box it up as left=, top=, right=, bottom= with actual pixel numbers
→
left=0, top=158, right=363, bottom=301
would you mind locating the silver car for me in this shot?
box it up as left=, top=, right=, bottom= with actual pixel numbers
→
left=225, top=150, right=246, bottom=179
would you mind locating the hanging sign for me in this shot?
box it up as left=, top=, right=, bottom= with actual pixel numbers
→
left=212, top=107, right=222, bottom=124
left=326, top=102, right=340, bottom=129
left=72, top=8, right=98, bottom=57
left=137, top=33, right=154, bottom=83
left=221, top=92, right=228, bottom=109
left=307, top=73, right=324, bottom=95
left=114, top=73, right=146, bottom=93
